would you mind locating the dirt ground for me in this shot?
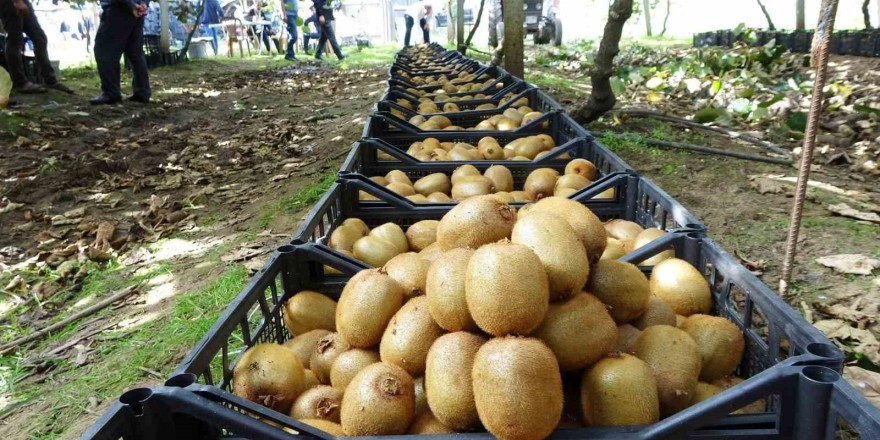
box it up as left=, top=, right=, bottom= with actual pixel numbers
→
left=0, top=56, right=386, bottom=439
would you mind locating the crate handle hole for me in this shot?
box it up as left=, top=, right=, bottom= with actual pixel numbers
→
left=806, top=342, right=842, bottom=362
left=165, top=373, right=197, bottom=388
left=120, top=388, right=153, bottom=416
left=278, top=245, right=297, bottom=254
left=800, top=365, right=840, bottom=385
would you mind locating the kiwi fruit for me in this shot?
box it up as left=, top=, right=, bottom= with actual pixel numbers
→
left=472, top=337, right=563, bottom=440
left=581, top=353, right=660, bottom=427
left=536, top=134, right=555, bottom=150
left=676, top=314, right=687, bottom=328
left=406, top=194, right=428, bottom=203
left=425, top=332, right=486, bottom=430
left=408, top=412, right=455, bottom=434
left=514, top=137, right=544, bottom=159
left=531, top=197, right=607, bottom=264
left=634, top=325, right=702, bottom=416
left=512, top=211, right=589, bottom=301
left=680, top=314, right=745, bottom=381
left=532, top=292, right=617, bottom=371
left=283, top=291, right=337, bottom=336
left=503, top=108, right=525, bottom=124
left=601, top=237, right=627, bottom=260
left=436, top=195, right=516, bottom=251
left=290, top=385, right=343, bottom=422
left=340, top=362, right=415, bottom=436
left=451, top=176, right=494, bottom=200
left=484, top=165, right=514, bottom=193
left=427, top=192, right=453, bottom=202
left=510, top=190, right=532, bottom=202
left=451, top=164, right=481, bottom=185
left=405, top=220, right=439, bottom=252
left=632, top=296, right=677, bottom=330
left=524, top=168, right=559, bottom=200
left=283, top=329, right=331, bottom=369
left=329, top=348, right=380, bottom=390
left=414, top=376, right=428, bottom=416
left=479, top=142, right=505, bottom=160
left=370, top=223, right=409, bottom=254
left=586, top=260, right=651, bottom=324
left=521, top=111, right=544, bottom=127
left=383, top=252, right=430, bottom=300
left=650, top=258, right=712, bottom=316
left=310, top=332, right=352, bottom=384
left=553, top=175, right=590, bottom=197
left=689, top=382, right=723, bottom=406
left=418, top=242, right=443, bottom=263
left=712, top=376, right=765, bottom=413
left=371, top=175, right=391, bottom=186
left=565, top=158, right=598, bottom=181
left=342, top=218, right=370, bottom=236
left=233, top=343, right=306, bottom=414
left=385, top=170, right=413, bottom=186
left=304, top=369, right=321, bottom=389
left=493, top=191, right=515, bottom=203
left=353, top=235, right=399, bottom=267
left=328, top=225, right=363, bottom=252
left=414, top=173, right=451, bottom=196
left=605, top=219, right=644, bottom=241
left=336, top=269, right=405, bottom=348
left=495, top=116, right=518, bottom=131
left=466, top=241, right=549, bottom=336
left=425, top=248, right=477, bottom=332
left=613, top=324, right=642, bottom=354
left=298, top=418, right=345, bottom=436
left=634, top=228, right=674, bottom=266
left=379, top=296, right=444, bottom=377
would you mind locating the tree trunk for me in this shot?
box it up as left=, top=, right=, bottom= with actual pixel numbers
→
left=181, top=0, right=207, bottom=57
left=503, top=0, right=524, bottom=78
left=447, top=0, right=456, bottom=43
left=160, top=0, right=170, bottom=52
left=456, top=0, right=466, bottom=52
left=463, top=0, right=487, bottom=54
left=571, top=0, right=634, bottom=124
left=756, top=0, right=776, bottom=30
left=660, top=0, right=670, bottom=36
left=796, top=0, right=805, bottom=30
left=641, top=0, right=652, bottom=36
left=863, top=0, right=872, bottom=29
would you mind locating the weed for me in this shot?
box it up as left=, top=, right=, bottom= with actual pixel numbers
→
left=259, top=171, right=335, bottom=229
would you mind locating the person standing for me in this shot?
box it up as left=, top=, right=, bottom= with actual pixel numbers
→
left=312, top=0, right=343, bottom=61
left=279, top=0, right=298, bottom=61
left=404, top=1, right=432, bottom=47
left=200, top=0, right=223, bottom=55
left=90, top=0, right=151, bottom=105
left=301, top=5, right=320, bottom=54
left=0, top=0, right=74, bottom=94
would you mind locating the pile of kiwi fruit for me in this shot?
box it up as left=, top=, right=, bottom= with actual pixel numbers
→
left=396, top=107, right=547, bottom=132
left=392, top=92, right=535, bottom=117
left=233, top=195, right=752, bottom=439
left=377, top=134, right=567, bottom=162
left=359, top=159, right=612, bottom=203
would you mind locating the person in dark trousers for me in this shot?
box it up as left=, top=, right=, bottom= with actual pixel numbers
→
left=280, top=0, right=297, bottom=61
left=302, top=6, right=320, bottom=54
left=90, top=0, right=151, bottom=105
left=404, top=1, right=432, bottom=47
left=0, top=0, right=73, bottom=94
left=200, top=0, right=222, bottom=55
left=312, top=0, right=343, bottom=61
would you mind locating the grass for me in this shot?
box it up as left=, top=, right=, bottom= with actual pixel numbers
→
left=339, top=45, right=399, bottom=69
left=258, top=171, right=336, bottom=229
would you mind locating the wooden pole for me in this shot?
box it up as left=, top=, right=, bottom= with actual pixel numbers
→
left=502, top=0, right=524, bottom=78
left=456, top=0, right=466, bottom=52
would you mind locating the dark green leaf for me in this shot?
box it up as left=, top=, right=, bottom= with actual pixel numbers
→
left=694, top=107, right=721, bottom=123
left=854, top=104, right=880, bottom=115
left=786, top=112, right=808, bottom=132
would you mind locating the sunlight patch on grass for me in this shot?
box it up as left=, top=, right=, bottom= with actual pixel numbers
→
left=258, top=171, right=336, bottom=229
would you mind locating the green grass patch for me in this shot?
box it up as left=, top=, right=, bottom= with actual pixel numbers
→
left=339, top=45, right=399, bottom=69
left=525, top=70, right=576, bottom=94
left=259, top=171, right=336, bottom=229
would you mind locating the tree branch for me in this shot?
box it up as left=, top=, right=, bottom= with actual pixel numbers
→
left=182, top=0, right=207, bottom=57
left=660, top=0, right=671, bottom=36
left=571, top=0, right=633, bottom=124
left=463, top=0, right=487, bottom=53
left=756, top=0, right=776, bottom=30
left=863, top=0, right=872, bottom=29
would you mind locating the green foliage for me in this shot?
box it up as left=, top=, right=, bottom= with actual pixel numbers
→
left=258, top=171, right=335, bottom=228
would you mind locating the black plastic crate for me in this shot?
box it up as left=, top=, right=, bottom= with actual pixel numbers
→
left=387, top=72, right=519, bottom=99
left=380, top=80, right=533, bottom=110
left=362, top=110, right=588, bottom=139
left=388, top=62, right=493, bottom=85
left=693, top=32, right=718, bottom=47
left=376, top=87, right=563, bottom=121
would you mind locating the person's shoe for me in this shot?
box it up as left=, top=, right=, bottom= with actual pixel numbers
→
left=126, top=94, right=150, bottom=104
left=337, top=54, right=346, bottom=61
left=45, top=82, right=74, bottom=94
left=89, top=94, right=122, bottom=105
left=314, top=54, right=323, bottom=60
left=14, top=82, right=47, bottom=94
left=284, top=54, right=297, bottom=61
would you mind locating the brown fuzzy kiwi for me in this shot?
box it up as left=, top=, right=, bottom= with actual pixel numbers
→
left=535, top=134, right=555, bottom=150
left=329, top=348, right=380, bottom=390
left=565, top=158, right=598, bottom=181
left=233, top=343, right=306, bottom=414
left=283, top=329, right=331, bottom=369
left=613, top=324, right=642, bottom=354
left=387, top=182, right=416, bottom=197
left=586, top=260, right=651, bottom=324
left=370, top=175, right=391, bottom=186
left=465, top=241, right=549, bottom=336
left=290, top=385, right=343, bottom=422
left=310, top=333, right=352, bottom=384
left=478, top=142, right=505, bottom=160
left=634, top=325, right=702, bottom=416
left=689, top=382, right=723, bottom=406
left=634, top=228, right=674, bottom=266
left=283, top=291, right=337, bottom=336
left=386, top=170, right=414, bottom=186
left=605, top=219, right=644, bottom=241
left=414, top=376, right=428, bottom=416
left=493, top=191, right=515, bottom=203
left=408, top=411, right=455, bottom=434
left=413, top=173, right=452, bottom=196
left=370, top=223, right=409, bottom=254
left=555, top=174, right=591, bottom=194
left=712, top=377, right=765, bottom=413
left=342, top=218, right=370, bottom=236
left=403, top=221, right=438, bottom=252
left=676, top=314, right=687, bottom=328
left=511, top=211, right=589, bottom=301
left=532, top=292, right=617, bottom=371
left=523, top=168, right=560, bottom=200
left=510, top=190, right=532, bottom=202
left=436, top=195, right=516, bottom=251
left=383, top=252, right=431, bottom=300
left=472, top=337, right=563, bottom=440
left=632, top=296, right=677, bottom=330
left=352, top=236, right=399, bottom=267
left=328, top=224, right=363, bottom=252
left=379, top=296, right=444, bottom=377
left=451, top=164, right=481, bottom=185
left=650, top=258, right=712, bottom=316
left=514, top=137, right=544, bottom=159
left=407, top=194, right=429, bottom=203
left=336, top=269, right=405, bottom=348
left=340, top=362, right=415, bottom=436
left=425, top=332, right=486, bottom=431
left=484, top=165, right=514, bottom=193
left=581, top=353, right=659, bottom=427
left=298, top=419, right=345, bottom=436
left=451, top=176, right=494, bottom=200
left=427, top=192, right=453, bottom=203
left=601, top=237, right=627, bottom=260
left=531, top=197, right=607, bottom=264
left=680, top=314, right=745, bottom=381
left=425, top=248, right=477, bottom=332
left=418, top=242, right=443, bottom=263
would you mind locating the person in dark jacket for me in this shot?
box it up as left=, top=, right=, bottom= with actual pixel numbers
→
left=200, top=0, right=222, bottom=55
left=90, top=0, right=151, bottom=105
left=301, top=5, right=320, bottom=54
left=0, top=0, right=73, bottom=94
left=312, top=0, right=343, bottom=61
left=280, top=0, right=298, bottom=61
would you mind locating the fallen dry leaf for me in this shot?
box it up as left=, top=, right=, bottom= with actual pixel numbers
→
left=813, top=319, right=880, bottom=364
left=749, top=177, right=785, bottom=195
left=844, top=366, right=880, bottom=409
left=828, top=203, right=880, bottom=224
left=816, top=254, right=880, bottom=275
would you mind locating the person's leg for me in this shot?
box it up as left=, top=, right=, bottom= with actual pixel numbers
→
left=0, top=2, right=38, bottom=90
left=93, top=6, right=131, bottom=100
left=420, top=18, right=429, bottom=44
left=322, top=20, right=343, bottom=59
left=124, top=13, right=150, bottom=101
left=261, top=26, right=271, bottom=52
left=285, top=13, right=297, bottom=59
left=20, top=0, right=57, bottom=85
left=404, top=15, right=413, bottom=47
left=303, top=33, right=310, bottom=51
left=314, top=21, right=327, bottom=59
